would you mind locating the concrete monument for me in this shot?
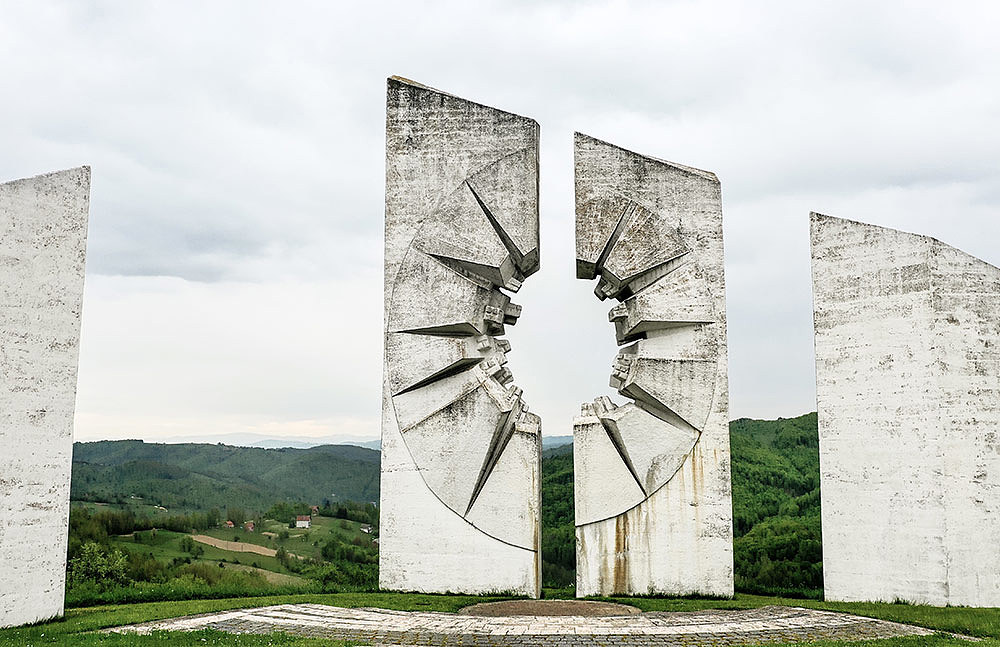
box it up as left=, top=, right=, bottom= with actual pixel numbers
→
left=811, top=213, right=1000, bottom=607
left=380, top=78, right=541, bottom=596
left=573, top=134, right=733, bottom=597
left=0, top=167, right=90, bottom=628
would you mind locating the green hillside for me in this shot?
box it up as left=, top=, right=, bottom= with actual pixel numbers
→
left=74, top=413, right=822, bottom=596
left=72, top=440, right=380, bottom=512
left=729, top=413, right=822, bottom=596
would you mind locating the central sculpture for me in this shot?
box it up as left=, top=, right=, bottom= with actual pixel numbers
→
left=380, top=77, right=542, bottom=596
left=573, top=134, right=734, bottom=597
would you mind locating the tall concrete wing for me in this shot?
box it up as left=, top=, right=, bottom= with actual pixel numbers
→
left=0, top=167, right=90, bottom=628
left=811, top=213, right=1000, bottom=607
left=381, top=78, right=541, bottom=596
left=572, top=134, right=733, bottom=597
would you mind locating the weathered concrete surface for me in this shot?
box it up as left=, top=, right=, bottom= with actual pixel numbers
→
left=107, top=603, right=946, bottom=645
left=0, top=167, right=90, bottom=628
left=381, top=77, right=541, bottom=596
left=811, top=213, right=1000, bottom=607
left=573, top=134, right=733, bottom=598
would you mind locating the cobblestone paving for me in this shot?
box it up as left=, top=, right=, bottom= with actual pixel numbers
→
left=106, top=603, right=946, bottom=645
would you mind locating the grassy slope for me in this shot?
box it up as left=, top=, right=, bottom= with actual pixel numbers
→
left=71, top=441, right=380, bottom=511
left=111, top=530, right=293, bottom=575
left=2, top=592, right=996, bottom=646
left=196, top=516, right=374, bottom=562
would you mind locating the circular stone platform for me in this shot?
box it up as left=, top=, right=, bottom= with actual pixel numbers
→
left=106, top=603, right=944, bottom=646
left=460, top=599, right=640, bottom=616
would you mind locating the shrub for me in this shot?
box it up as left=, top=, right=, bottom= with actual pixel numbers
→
left=68, top=542, right=129, bottom=588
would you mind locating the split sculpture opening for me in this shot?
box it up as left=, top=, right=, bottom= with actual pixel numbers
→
left=811, top=213, right=1000, bottom=608
left=380, top=77, right=542, bottom=596
left=0, top=168, right=90, bottom=628
left=572, top=135, right=734, bottom=597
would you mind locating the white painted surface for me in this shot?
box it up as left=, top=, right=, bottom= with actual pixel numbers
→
left=811, top=213, right=1000, bottom=607
left=380, top=78, right=540, bottom=596
left=0, top=167, right=89, bottom=628
left=573, top=135, right=733, bottom=597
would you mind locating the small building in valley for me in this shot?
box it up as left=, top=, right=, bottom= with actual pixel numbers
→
left=244, top=521, right=255, bottom=532
left=295, top=515, right=311, bottom=529
left=224, top=520, right=235, bottom=528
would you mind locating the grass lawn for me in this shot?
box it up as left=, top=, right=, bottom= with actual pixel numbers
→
left=1, top=591, right=996, bottom=646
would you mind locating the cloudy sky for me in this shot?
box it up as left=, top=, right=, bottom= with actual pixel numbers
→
left=3, top=1, right=998, bottom=443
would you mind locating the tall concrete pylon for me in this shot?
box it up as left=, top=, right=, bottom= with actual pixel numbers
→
left=573, top=134, right=734, bottom=597
left=0, top=167, right=90, bottom=628
left=380, top=78, right=541, bottom=596
left=811, top=213, right=1000, bottom=607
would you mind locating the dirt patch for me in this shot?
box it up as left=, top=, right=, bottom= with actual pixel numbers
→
left=459, top=600, right=641, bottom=616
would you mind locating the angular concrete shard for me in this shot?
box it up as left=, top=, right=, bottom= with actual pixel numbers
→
left=401, top=378, right=518, bottom=520
left=466, top=418, right=542, bottom=552
left=0, top=167, right=89, bottom=629
left=612, top=349, right=718, bottom=432
left=388, top=250, right=515, bottom=337
left=573, top=135, right=733, bottom=598
left=572, top=405, right=646, bottom=526
left=610, top=262, right=716, bottom=344
left=414, top=181, right=522, bottom=291
left=466, top=147, right=540, bottom=277
left=382, top=77, right=540, bottom=596
left=385, top=332, right=507, bottom=396
left=391, top=357, right=501, bottom=433
left=592, top=398, right=699, bottom=498
left=811, top=213, right=1000, bottom=607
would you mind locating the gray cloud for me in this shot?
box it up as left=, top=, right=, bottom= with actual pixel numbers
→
left=2, top=0, right=998, bottom=439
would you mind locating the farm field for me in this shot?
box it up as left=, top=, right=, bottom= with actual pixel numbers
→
left=197, top=516, right=375, bottom=562
left=111, top=529, right=293, bottom=576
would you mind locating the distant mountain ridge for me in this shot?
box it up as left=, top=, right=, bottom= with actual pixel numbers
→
left=72, top=440, right=380, bottom=512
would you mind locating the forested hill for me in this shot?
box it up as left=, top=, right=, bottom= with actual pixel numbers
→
left=71, top=440, right=380, bottom=512
left=729, top=412, right=822, bottom=595
left=75, top=414, right=822, bottom=596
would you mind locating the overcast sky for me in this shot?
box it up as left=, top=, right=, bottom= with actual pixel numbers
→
left=3, top=1, right=998, bottom=443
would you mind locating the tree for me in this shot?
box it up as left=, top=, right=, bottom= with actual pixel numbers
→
left=68, top=542, right=128, bottom=588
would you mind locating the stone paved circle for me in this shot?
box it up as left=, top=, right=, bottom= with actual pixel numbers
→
left=105, top=603, right=947, bottom=646
left=460, top=599, right=641, bottom=616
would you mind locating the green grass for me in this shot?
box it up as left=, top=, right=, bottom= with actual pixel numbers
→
left=2, top=591, right=997, bottom=646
